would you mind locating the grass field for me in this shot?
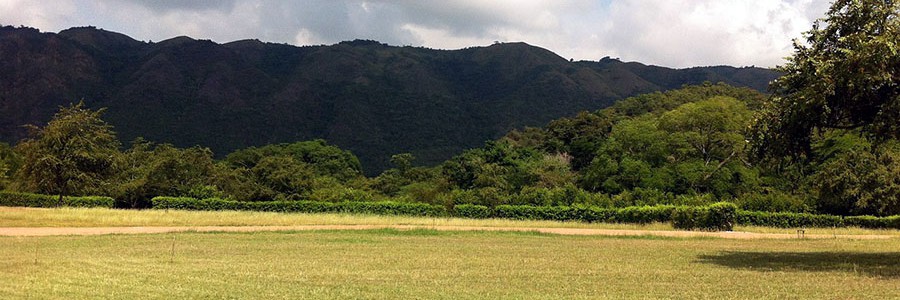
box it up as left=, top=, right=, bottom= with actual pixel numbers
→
left=1, top=229, right=899, bottom=299
left=2, top=207, right=900, bottom=299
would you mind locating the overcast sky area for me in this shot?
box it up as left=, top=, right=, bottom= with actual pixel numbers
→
left=1, top=0, right=831, bottom=68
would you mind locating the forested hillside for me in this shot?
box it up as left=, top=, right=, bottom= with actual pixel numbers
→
left=3, top=82, right=895, bottom=216
left=0, top=26, right=778, bottom=173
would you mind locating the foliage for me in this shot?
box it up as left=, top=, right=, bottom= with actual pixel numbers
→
left=844, top=215, right=900, bottom=229
left=225, top=140, right=363, bottom=181
left=112, top=139, right=223, bottom=207
left=736, top=210, right=845, bottom=228
left=492, top=204, right=677, bottom=225
left=752, top=0, right=900, bottom=160
left=809, top=138, right=900, bottom=216
left=0, top=142, right=20, bottom=189
left=150, top=196, right=447, bottom=217
left=672, top=202, right=737, bottom=231
left=452, top=204, right=493, bottom=219
left=0, top=191, right=114, bottom=208
left=13, top=102, right=120, bottom=203
left=733, top=190, right=811, bottom=213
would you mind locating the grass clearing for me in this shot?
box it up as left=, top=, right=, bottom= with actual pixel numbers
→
left=1, top=230, right=899, bottom=299
left=0, top=206, right=675, bottom=231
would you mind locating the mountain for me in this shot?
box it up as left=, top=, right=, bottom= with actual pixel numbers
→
left=0, top=26, right=780, bottom=174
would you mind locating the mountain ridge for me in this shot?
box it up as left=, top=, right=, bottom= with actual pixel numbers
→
left=0, top=26, right=780, bottom=174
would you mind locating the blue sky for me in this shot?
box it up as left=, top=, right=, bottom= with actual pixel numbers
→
left=0, top=0, right=831, bottom=68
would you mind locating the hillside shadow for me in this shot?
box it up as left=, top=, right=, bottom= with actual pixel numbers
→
left=696, top=251, right=900, bottom=278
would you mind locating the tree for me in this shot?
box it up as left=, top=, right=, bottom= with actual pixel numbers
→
left=0, top=142, right=20, bottom=189
left=14, top=102, right=120, bottom=204
left=753, top=0, right=900, bottom=160
left=113, top=140, right=223, bottom=207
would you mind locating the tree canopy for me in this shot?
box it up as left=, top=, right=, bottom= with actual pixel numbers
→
left=753, top=0, right=900, bottom=160
left=14, top=102, right=120, bottom=202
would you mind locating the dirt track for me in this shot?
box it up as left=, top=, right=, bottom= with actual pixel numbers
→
left=0, top=225, right=895, bottom=239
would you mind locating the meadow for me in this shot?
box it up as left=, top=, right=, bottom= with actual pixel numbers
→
left=2, top=207, right=900, bottom=299
left=2, top=229, right=900, bottom=299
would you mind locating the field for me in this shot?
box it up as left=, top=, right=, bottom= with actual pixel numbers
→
left=2, top=207, right=900, bottom=299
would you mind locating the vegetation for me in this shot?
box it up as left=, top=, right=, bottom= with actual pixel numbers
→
left=12, top=102, right=120, bottom=205
left=0, top=191, right=114, bottom=208
left=0, top=0, right=897, bottom=230
left=1, top=81, right=896, bottom=224
left=751, top=0, right=900, bottom=216
left=2, top=230, right=899, bottom=299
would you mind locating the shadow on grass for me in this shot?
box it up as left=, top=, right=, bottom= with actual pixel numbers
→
left=697, top=251, right=900, bottom=278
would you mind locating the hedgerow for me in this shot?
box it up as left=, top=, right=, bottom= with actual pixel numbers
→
left=452, top=204, right=493, bottom=219
left=151, top=196, right=900, bottom=231
left=491, top=204, right=678, bottom=224
left=150, top=197, right=447, bottom=217
left=672, top=202, right=737, bottom=231
left=735, top=210, right=844, bottom=228
left=0, top=191, right=115, bottom=208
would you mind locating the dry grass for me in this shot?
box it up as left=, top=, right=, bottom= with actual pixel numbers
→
left=0, top=206, right=675, bottom=231
left=3, top=206, right=900, bottom=236
left=1, top=229, right=899, bottom=299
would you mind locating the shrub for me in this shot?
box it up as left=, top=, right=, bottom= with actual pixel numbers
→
left=617, top=205, right=677, bottom=224
left=612, top=188, right=675, bottom=207
left=308, top=187, right=375, bottom=203
left=448, top=188, right=511, bottom=207
left=0, top=191, right=115, bottom=208
left=494, top=205, right=573, bottom=221
left=734, top=192, right=810, bottom=213
left=736, top=210, right=844, bottom=228
left=453, top=204, right=493, bottom=219
left=843, top=215, right=900, bottom=229
left=492, top=204, right=677, bottom=224
left=334, top=201, right=447, bottom=217
left=672, top=193, right=716, bottom=207
left=672, top=202, right=737, bottom=231
left=150, top=196, right=446, bottom=217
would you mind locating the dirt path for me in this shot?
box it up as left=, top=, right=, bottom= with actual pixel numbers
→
left=0, top=225, right=895, bottom=239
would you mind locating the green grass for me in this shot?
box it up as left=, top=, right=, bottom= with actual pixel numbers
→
left=1, top=230, right=899, bottom=299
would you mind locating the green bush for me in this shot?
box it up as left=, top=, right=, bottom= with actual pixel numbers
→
left=843, top=215, right=900, bottom=229
left=736, top=210, right=844, bottom=228
left=734, top=192, right=810, bottom=213
left=453, top=204, right=493, bottom=219
left=493, top=204, right=677, bottom=224
left=150, top=196, right=446, bottom=217
left=612, top=188, right=675, bottom=207
left=0, top=191, right=115, bottom=208
left=672, top=202, right=737, bottom=231
left=494, top=205, right=573, bottom=221
left=308, top=187, right=375, bottom=203
left=616, top=205, right=677, bottom=224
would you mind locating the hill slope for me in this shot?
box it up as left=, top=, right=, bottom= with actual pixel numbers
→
left=0, top=26, right=779, bottom=173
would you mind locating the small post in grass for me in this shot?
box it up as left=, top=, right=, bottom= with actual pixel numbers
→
left=797, top=228, right=805, bottom=239
left=169, top=234, right=176, bottom=263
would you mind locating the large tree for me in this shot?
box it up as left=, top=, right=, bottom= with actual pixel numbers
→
left=0, top=142, right=18, bottom=189
left=752, top=0, right=900, bottom=160
left=15, top=102, right=120, bottom=204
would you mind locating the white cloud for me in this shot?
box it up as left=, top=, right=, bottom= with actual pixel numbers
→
left=592, top=0, right=826, bottom=67
left=0, top=0, right=830, bottom=68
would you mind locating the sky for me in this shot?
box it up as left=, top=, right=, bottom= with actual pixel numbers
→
left=0, top=0, right=831, bottom=68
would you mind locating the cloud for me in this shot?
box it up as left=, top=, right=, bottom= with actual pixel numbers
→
left=594, top=0, right=827, bottom=67
left=0, top=0, right=830, bottom=68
